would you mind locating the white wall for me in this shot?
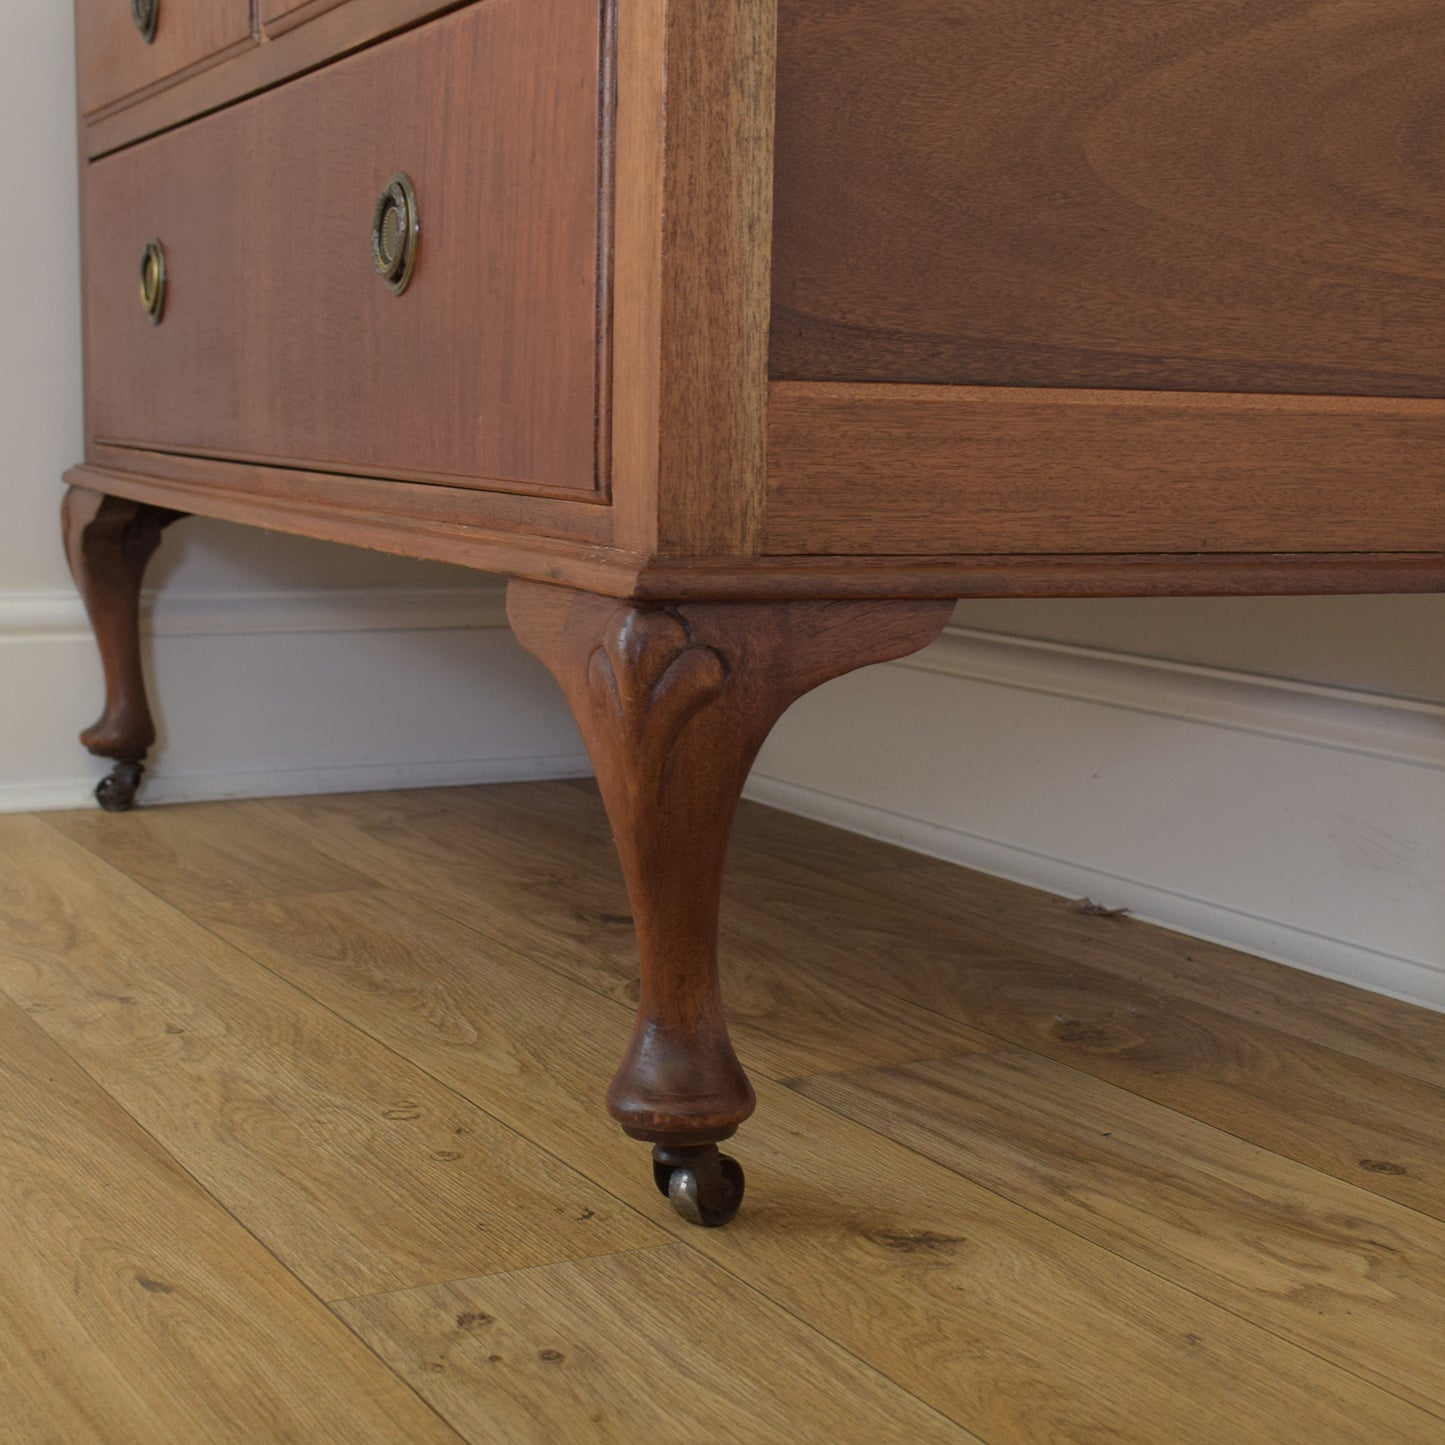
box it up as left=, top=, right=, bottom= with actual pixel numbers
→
left=6, top=3, right=1441, bottom=1010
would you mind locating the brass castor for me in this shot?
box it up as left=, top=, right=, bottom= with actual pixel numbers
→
left=95, top=761, right=146, bottom=813
left=651, top=1144, right=746, bottom=1228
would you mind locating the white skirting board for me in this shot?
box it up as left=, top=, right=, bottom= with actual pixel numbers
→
left=748, top=625, right=1445, bottom=1015
left=0, top=580, right=589, bottom=813
left=8, top=581, right=1443, bottom=1014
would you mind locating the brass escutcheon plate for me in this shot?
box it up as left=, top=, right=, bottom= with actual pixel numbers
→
left=132, top=0, right=159, bottom=44
left=140, top=239, right=166, bottom=324
left=371, top=173, right=419, bottom=297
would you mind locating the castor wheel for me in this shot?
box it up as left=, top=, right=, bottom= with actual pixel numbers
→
left=94, top=761, right=145, bottom=813
left=650, top=1144, right=746, bottom=1228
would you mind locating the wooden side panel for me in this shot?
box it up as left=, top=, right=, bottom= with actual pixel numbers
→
left=612, top=0, right=777, bottom=556
left=84, top=0, right=603, bottom=496
left=771, top=0, right=1445, bottom=396
left=765, top=383, right=1445, bottom=556
left=75, top=0, right=254, bottom=116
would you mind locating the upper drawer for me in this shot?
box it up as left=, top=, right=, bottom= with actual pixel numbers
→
left=83, top=0, right=604, bottom=495
left=76, top=0, right=255, bottom=115
left=260, top=0, right=348, bottom=39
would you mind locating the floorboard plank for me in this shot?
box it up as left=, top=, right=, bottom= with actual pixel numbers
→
left=47, top=799, right=379, bottom=914
left=795, top=1050, right=1445, bottom=1419
left=0, top=993, right=463, bottom=1445
left=178, top=867, right=1441, bottom=1443
left=126, top=788, right=1003, bottom=1079
left=334, top=1246, right=976, bottom=1443
left=725, top=793, right=1445, bottom=1091
left=0, top=815, right=661, bottom=1301
left=268, top=784, right=1445, bottom=1223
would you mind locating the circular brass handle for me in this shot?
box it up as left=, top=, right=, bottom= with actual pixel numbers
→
left=132, top=0, right=159, bottom=43
left=139, top=239, right=166, bottom=324
left=371, top=173, right=419, bottom=296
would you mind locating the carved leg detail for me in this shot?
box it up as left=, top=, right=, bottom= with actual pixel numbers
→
left=509, top=580, right=953, bottom=1223
left=61, top=487, right=186, bottom=811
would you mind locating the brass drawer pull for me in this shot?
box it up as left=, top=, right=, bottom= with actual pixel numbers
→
left=140, top=239, right=166, bottom=324
left=132, top=0, right=159, bottom=43
left=371, top=173, right=419, bottom=296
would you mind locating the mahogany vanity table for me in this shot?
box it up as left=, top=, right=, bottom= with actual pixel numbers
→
left=66, top=0, right=1445, bottom=1226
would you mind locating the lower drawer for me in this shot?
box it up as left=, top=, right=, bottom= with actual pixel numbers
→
left=84, top=0, right=605, bottom=496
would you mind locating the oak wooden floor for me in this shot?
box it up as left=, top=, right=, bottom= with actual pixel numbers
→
left=3, top=781, right=1445, bottom=1443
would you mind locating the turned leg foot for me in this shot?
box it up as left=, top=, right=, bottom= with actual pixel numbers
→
left=62, top=487, right=185, bottom=809
left=509, top=580, right=952, bottom=1224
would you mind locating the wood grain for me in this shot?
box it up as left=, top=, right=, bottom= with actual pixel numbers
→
left=67, top=459, right=1445, bottom=604
left=261, top=0, right=352, bottom=38
left=84, top=0, right=495, bottom=157
left=76, top=0, right=253, bottom=118
left=690, top=814, right=1445, bottom=1220
left=0, top=992, right=462, bottom=1444
left=730, top=800, right=1445, bottom=1092
left=183, top=816, right=999, bottom=1086
left=772, top=0, right=1445, bottom=396
left=45, top=795, right=383, bottom=916
left=798, top=1050, right=1445, bottom=1418
left=72, top=784, right=1445, bottom=1235
left=239, top=784, right=1002, bottom=1080
left=0, top=815, right=659, bottom=1299
left=84, top=0, right=603, bottom=496
left=766, top=382, right=1445, bottom=556
left=82, top=445, right=612, bottom=528
left=612, top=0, right=777, bottom=555
left=33, top=783, right=1445, bottom=1443
left=101, top=860, right=1437, bottom=1443
left=508, top=583, right=954, bottom=1144
left=335, top=1246, right=976, bottom=1444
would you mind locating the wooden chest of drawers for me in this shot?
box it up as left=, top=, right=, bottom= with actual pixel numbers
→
left=66, top=0, right=1445, bottom=1228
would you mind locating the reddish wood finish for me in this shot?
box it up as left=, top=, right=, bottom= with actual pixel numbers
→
left=83, top=0, right=603, bottom=496
left=261, top=0, right=352, bottom=38
left=772, top=0, right=1445, bottom=397
left=76, top=0, right=253, bottom=117
left=82, top=447, right=611, bottom=542
left=766, top=383, right=1445, bottom=557
left=71, top=460, right=1445, bottom=603
left=610, top=0, right=778, bottom=557
left=85, top=0, right=486, bottom=158
left=61, top=486, right=184, bottom=763
left=508, top=581, right=953, bottom=1145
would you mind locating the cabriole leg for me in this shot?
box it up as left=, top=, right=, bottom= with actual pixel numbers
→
left=509, top=580, right=952, bottom=1225
left=61, top=487, right=186, bottom=811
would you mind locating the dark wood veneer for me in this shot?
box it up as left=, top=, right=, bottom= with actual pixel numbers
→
left=771, top=0, right=1445, bottom=396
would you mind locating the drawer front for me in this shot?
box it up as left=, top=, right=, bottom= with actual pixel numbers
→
left=259, top=0, right=349, bottom=37
left=76, top=0, right=254, bottom=115
left=84, top=0, right=604, bottom=496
